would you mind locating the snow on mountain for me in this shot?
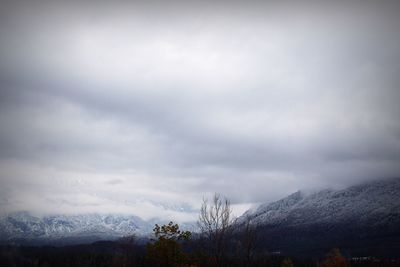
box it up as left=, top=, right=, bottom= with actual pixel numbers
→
left=2, top=178, right=399, bottom=248
left=0, top=208, right=198, bottom=246
left=237, top=177, right=400, bottom=228
left=234, top=178, right=400, bottom=257
left=0, top=212, right=153, bottom=245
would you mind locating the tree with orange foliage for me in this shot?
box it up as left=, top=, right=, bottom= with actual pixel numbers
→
left=318, top=248, right=348, bottom=267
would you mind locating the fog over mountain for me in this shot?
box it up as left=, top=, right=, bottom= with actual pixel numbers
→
left=1, top=178, right=399, bottom=252
left=1, top=0, right=400, bottom=221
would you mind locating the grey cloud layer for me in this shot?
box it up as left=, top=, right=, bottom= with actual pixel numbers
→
left=1, top=0, right=400, bottom=219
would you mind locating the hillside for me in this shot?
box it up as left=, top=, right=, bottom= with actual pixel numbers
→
left=236, top=178, right=400, bottom=258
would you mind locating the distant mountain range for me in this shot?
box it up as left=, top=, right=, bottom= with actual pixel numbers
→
left=0, top=212, right=153, bottom=245
left=1, top=177, right=399, bottom=257
left=236, top=177, right=400, bottom=258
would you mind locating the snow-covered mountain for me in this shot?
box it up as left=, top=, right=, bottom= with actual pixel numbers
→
left=0, top=212, right=154, bottom=245
left=2, top=178, right=399, bottom=253
left=236, top=177, right=400, bottom=257
left=238, top=177, right=400, bottom=228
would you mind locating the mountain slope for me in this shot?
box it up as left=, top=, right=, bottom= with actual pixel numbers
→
left=237, top=178, right=400, bottom=258
left=0, top=212, right=153, bottom=245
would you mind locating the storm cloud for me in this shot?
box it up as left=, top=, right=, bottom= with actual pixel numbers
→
left=1, top=0, right=400, bottom=221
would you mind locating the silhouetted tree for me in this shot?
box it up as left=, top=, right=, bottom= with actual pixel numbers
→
left=198, top=193, right=233, bottom=267
left=146, top=221, right=191, bottom=267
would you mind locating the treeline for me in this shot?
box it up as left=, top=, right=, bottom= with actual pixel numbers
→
left=3, top=242, right=397, bottom=267
left=1, top=194, right=399, bottom=267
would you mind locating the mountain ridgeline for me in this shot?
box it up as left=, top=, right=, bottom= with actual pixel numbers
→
left=0, top=213, right=153, bottom=246
left=1, top=178, right=399, bottom=258
left=235, top=177, right=400, bottom=258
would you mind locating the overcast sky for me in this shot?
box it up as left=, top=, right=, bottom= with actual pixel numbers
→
left=0, top=0, right=399, bottom=222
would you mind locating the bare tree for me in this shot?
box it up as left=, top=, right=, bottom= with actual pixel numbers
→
left=240, top=216, right=257, bottom=267
left=198, top=193, right=232, bottom=267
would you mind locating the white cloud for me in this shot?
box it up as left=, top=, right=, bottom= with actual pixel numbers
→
left=1, top=0, right=399, bottom=221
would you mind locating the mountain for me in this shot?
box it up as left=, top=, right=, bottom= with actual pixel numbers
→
left=2, top=178, right=400, bottom=256
left=0, top=212, right=153, bottom=246
left=236, top=178, right=400, bottom=258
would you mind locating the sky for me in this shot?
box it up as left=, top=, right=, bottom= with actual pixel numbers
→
left=0, top=0, right=400, bottom=222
